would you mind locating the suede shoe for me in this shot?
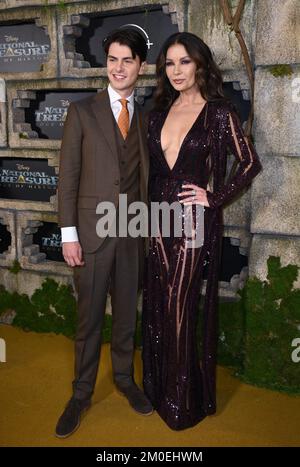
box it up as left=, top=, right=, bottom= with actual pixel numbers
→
left=116, top=383, right=153, bottom=415
left=55, top=397, right=91, bottom=438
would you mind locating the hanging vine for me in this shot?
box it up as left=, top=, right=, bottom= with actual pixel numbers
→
left=219, top=0, right=255, bottom=137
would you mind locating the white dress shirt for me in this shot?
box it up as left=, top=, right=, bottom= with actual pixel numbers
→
left=60, top=85, right=135, bottom=243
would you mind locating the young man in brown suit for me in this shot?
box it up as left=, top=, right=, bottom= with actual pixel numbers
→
left=55, top=29, right=152, bottom=438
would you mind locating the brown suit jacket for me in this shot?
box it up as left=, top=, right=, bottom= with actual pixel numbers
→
left=58, top=89, right=149, bottom=253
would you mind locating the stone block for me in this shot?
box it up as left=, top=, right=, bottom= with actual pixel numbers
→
left=251, top=155, right=300, bottom=236
left=255, top=0, right=300, bottom=65
left=254, top=67, right=300, bottom=157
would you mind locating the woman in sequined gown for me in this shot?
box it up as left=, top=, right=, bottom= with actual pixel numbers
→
left=142, top=33, right=262, bottom=430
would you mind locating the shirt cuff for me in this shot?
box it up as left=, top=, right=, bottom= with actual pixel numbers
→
left=61, top=226, right=79, bottom=243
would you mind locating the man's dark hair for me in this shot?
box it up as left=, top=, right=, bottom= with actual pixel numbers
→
left=103, top=28, right=148, bottom=63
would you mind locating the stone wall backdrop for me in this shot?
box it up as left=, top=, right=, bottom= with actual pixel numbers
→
left=0, top=0, right=299, bottom=392
left=0, top=1, right=299, bottom=315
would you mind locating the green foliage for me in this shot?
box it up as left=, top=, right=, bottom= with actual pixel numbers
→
left=239, top=256, right=300, bottom=393
left=57, top=0, right=67, bottom=11
left=19, top=133, right=29, bottom=139
left=9, top=260, right=21, bottom=275
left=0, top=284, right=23, bottom=313
left=0, top=278, right=77, bottom=339
left=102, top=313, right=112, bottom=343
left=268, top=64, right=293, bottom=78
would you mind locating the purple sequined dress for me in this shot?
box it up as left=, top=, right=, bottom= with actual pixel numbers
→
left=142, top=101, right=262, bottom=430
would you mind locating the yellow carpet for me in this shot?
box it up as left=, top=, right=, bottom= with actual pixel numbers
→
left=0, top=324, right=299, bottom=447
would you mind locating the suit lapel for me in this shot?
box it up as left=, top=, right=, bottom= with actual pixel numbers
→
left=91, top=89, right=119, bottom=165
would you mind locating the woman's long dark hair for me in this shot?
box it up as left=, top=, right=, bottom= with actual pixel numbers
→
left=154, top=32, right=225, bottom=111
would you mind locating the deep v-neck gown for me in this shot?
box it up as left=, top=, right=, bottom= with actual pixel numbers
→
left=142, top=101, right=262, bottom=430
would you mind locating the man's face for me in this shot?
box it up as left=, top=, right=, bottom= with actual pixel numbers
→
left=106, top=42, right=145, bottom=95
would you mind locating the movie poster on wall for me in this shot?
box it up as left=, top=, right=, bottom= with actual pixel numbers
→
left=0, top=158, right=57, bottom=201
left=0, top=22, right=50, bottom=72
left=26, top=91, right=96, bottom=140
left=32, top=222, right=63, bottom=262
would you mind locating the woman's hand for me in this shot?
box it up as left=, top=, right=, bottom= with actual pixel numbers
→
left=178, top=184, right=210, bottom=207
